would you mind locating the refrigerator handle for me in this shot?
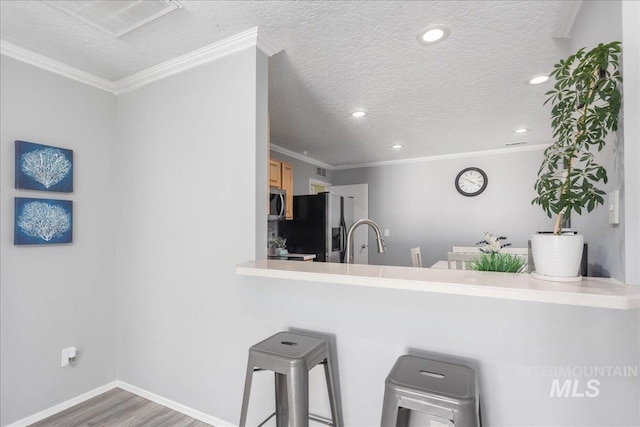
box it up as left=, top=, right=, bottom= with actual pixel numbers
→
left=340, top=223, right=347, bottom=262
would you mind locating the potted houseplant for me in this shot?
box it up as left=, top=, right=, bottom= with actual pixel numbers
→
left=269, top=236, right=288, bottom=257
left=531, top=41, right=622, bottom=280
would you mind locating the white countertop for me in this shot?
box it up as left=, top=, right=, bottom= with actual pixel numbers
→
left=236, top=259, right=640, bottom=310
left=267, top=253, right=317, bottom=261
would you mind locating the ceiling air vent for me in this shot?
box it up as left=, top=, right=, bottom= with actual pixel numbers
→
left=504, top=141, right=528, bottom=147
left=42, top=0, right=183, bottom=38
left=316, top=167, right=327, bottom=178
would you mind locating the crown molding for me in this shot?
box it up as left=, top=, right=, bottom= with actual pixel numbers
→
left=0, top=40, right=114, bottom=93
left=331, top=144, right=550, bottom=170
left=272, top=142, right=549, bottom=171
left=270, top=144, right=335, bottom=170
left=553, top=1, right=583, bottom=39
left=1, top=27, right=282, bottom=95
left=113, top=27, right=282, bottom=94
left=256, top=27, right=283, bottom=56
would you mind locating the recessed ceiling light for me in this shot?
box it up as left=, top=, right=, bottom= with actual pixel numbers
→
left=514, top=128, right=529, bottom=134
left=351, top=111, right=367, bottom=118
left=418, top=25, right=451, bottom=45
left=527, top=74, right=549, bottom=85
left=391, top=144, right=404, bottom=149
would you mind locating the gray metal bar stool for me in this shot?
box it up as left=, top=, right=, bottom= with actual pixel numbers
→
left=380, top=355, right=480, bottom=427
left=239, top=331, right=342, bottom=427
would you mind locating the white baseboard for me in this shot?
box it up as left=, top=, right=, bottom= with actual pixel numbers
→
left=5, top=381, right=119, bottom=427
left=114, top=380, right=235, bottom=427
left=4, top=380, right=235, bottom=427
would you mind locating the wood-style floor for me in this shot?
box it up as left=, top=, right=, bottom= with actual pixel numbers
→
left=29, top=388, right=213, bottom=427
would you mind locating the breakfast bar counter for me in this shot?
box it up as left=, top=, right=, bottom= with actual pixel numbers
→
left=236, top=259, right=640, bottom=310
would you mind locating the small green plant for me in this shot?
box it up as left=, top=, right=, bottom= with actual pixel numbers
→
left=532, top=41, right=622, bottom=234
left=470, top=232, right=526, bottom=273
left=272, top=236, right=287, bottom=249
left=470, top=252, right=526, bottom=273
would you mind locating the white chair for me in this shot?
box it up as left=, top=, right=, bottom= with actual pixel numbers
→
left=447, top=252, right=480, bottom=270
left=410, top=247, right=422, bottom=268
left=452, top=246, right=482, bottom=254
left=502, top=247, right=529, bottom=255
left=453, top=246, right=528, bottom=254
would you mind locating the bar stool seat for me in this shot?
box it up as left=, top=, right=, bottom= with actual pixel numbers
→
left=380, top=355, right=480, bottom=427
left=239, top=331, right=342, bottom=427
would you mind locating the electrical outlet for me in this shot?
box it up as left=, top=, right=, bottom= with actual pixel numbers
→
left=61, top=346, right=78, bottom=367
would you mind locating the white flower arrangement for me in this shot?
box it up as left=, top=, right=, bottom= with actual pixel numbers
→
left=476, top=232, right=511, bottom=254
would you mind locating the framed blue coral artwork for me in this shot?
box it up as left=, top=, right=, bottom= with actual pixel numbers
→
left=14, top=197, right=73, bottom=245
left=15, top=140, right=73, bottom=192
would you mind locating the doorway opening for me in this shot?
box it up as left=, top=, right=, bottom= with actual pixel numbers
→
left=309, top=178, right=331, bottom=194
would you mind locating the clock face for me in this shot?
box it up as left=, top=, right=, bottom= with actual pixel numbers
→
left=455, top=167, right=488, bottom=196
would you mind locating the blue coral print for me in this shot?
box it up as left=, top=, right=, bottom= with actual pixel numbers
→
left=15, top=140, right=73, bottom=192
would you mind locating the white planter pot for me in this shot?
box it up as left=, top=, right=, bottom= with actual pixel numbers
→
left=531, top=233, right=584, bottom=281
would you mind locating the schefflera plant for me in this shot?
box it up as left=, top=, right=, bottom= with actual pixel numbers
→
left=532, top=41, right=622, bottom=235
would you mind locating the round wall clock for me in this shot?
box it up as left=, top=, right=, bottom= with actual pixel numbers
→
left=455, top=167, right=488, bottom=197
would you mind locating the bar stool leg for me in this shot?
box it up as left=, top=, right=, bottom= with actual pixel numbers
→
left=323, top=358, right=342, bottom=427
left=380, top=389, right=401, bottom=427
left=287, top=369, right=309, bottom=427
left=396, top=407, right=411, bottom=427
left=239, top=357, right=255, bottom=427
left=275, top=373, right=289, bottom=427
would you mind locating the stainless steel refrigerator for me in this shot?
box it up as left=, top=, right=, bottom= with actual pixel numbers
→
left=282, top=192, right=354, bottom=262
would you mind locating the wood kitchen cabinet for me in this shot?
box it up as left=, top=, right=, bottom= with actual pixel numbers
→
left=269, top=159, right=282, bottom=188
left=281, top=162, right=293, bottom=219
left=269, top=159, right=294, bottom=220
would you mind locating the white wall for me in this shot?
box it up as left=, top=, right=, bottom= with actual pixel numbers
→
left=622, top=0, right=640, bottom=285
left=0, top=56, right=117, bottom=425
left=333, top=149, right=552, bottom=268
left=115, top=47, right=271, bottom=423
left=568, top=0, right=625, bottom=280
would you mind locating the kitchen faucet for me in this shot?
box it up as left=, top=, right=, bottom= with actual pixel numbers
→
left=345, top=219, right=386, bottom=264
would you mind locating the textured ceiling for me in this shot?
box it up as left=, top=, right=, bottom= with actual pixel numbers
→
left=1, top=1, right=577, bottom=167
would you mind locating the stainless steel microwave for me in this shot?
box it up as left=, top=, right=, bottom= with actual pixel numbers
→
left=269, top=188, right=286, bottom=220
